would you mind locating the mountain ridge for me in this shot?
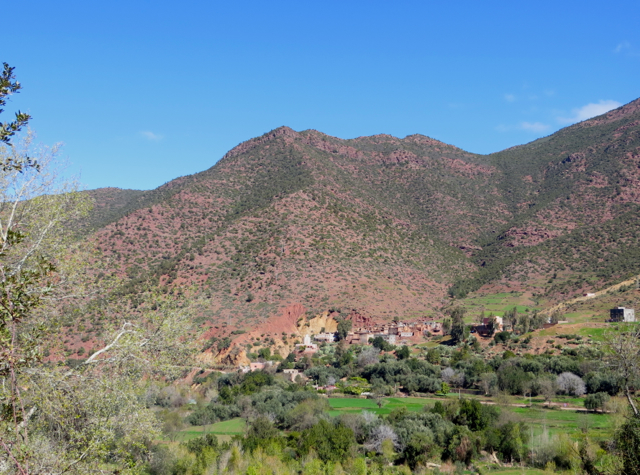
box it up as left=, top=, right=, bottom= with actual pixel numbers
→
left=78, top=97, right=640, bottom=341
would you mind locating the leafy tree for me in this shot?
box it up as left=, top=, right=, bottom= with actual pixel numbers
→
left=159, top=410, right=185, bottom=442
left=336, top=319, right=352, bottom=341
left=605, top=325, right=640, bottom=416
left=425, top=348, right=441, bottom=365
left=0, top=98, right=195, bottom=471
left=444, top=425, right=478, bottom=465
left=496, top=421, right=529, bottom=462
left=285, top=398, right=330, bottom=431
left=538, top=378, right=557, bottom=406
left=396, top=345, right=410, bottom=360
left=480, top=372, right=497, bottom=396
left=497, top=362, right=531, bottom=395
left=584, top=371, right=621, bottom=396
left=361, top=360, right=410, bottom=385
left=403, top=432, right=436, bottom=469
left=298, top=419, right=356, bottom=463
left=243, top=416, right=283, bottom=452
left=442, top=318, right=451, bottom=336
left=371, top=335, right=394, bottom=352
left=615, top=414, right=640, bottom=475
left=402, top=374, right=441, bottom=393
left=449, top=307, right=466, bottom=344
left=0, top=63, right=31, bottom=149
left=455, top=398, right=493, bottom=431
left=584, top=392, right=610, bottom=413
left=494, top=331, right=510, bottom=344
left=504, top=307, right=518, bottom=332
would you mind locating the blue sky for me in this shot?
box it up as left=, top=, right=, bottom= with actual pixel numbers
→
left=4, top=1, right=639, bottom=190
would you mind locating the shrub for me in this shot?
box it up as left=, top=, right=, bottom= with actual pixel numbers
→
left=494, top=331, right=510, bottom=344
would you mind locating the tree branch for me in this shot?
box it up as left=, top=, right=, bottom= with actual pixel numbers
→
left=82, top=322, right=135, bottom=365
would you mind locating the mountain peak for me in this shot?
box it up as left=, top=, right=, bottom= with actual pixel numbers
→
left=223, top=126, right=299, bottom=160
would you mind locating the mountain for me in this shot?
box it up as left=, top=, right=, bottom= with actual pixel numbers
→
left=81, top=97, right=640, bottom=335
left=451, top=98, right=640, bottom=299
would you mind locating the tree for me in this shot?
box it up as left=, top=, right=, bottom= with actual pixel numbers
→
left=549, top=309, right=562, bottom=324
left=243, top=416, right=282, bottom=452
left=504, top=307, right=518, bottom=332
left=0, top=63, right=31, bottom=149
left=217, top=336, right=232, bottom=351
left=515, top=314, right=530, bottom=334
left=160, top=410, right=185, bottom=442
left=584, top=392, right=610, bottom=413
left=449, top=307, right=466, bottom=344
left=395, top=345, right=410, bottom=360
left=364, top=424, right=398, bottom=454
left=442, top=367, right=465, bottom=393
left=425, top=348, right=441, bottom=365
left=403, top=432, right=437, bottom=469
left=370, top=335, right=394, bottom=352
left=604, top=325, right=640, bottom=416
left=456, top=398, right=489, bottom=431
left=442, top=318, right=451, bottom=336
left=476, top=309, right=486, bottom=324
left=556, top=372, right=586, bottom=397
left=615, top=415, right=640, bottom=475
left=485, top=315, right=496, bottom=335
left=299, top=420, right=356, bottom=463
left=480, top=372, right=497, bottom=396
left=0, top=75, right=196, bottom=472
left=357, top=346, right=380, bottom=367
left=336, top=319, right=352, bottom=341
left=0, top=134, right=97, bottom=473
left=538, top=378, right=557, bottom=407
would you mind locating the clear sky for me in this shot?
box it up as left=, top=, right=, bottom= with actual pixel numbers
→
left=4, top=1, right=639, bottom=190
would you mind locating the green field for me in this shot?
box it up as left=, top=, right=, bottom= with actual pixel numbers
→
left=327, top=396, right=614, bottom=442
left=176, top=396, right=614, bottom=449
left=510, top=406, right=613, bottom=439
left=460, top=292, right=541, bottom=320
left=176, top=417, right=245, bottom=441
left=576, top=326, right=608, bottom=341
left=482, top=470, right=546, bottom=475
left=328, top=396, right=433, bottom=417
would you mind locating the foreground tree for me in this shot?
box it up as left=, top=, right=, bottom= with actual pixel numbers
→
left=605, top=325, right=640, bottom=473
left=605, top=325, right=640, bottom=415
left=0, top=63, right=30, bottom=149
left=0, top=84, right=196, bottom=472
left=0, top=134, right=94, bottom=473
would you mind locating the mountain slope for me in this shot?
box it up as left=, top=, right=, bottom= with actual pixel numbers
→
left=82, top=97, right=640, bottom=335
left=450, top=98, right=640, bottom=298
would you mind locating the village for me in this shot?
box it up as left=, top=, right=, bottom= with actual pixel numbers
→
left=238, top=305, right=636, bottom=379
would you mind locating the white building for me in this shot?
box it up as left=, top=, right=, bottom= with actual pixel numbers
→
left=296, top=334, right=318, bottom=353
left=610, top=307, right=635, bottom=322
left=314, top=332, right=337, bottom=343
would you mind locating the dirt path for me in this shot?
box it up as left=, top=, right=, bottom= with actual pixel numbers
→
left=540, top=274, right=640, bottom=317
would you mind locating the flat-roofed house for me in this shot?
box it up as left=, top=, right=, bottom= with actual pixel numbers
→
left=610, top=307, right=636, bottom=322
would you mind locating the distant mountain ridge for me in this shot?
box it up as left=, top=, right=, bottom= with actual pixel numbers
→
left=82, top=97, right=640, bottom=331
